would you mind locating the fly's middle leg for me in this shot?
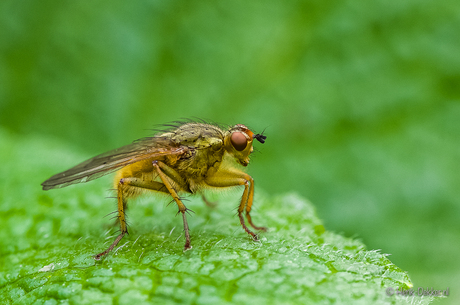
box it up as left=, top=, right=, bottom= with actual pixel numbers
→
left=201, top=194, right=217, bottom=207
left=153, top=161, right=192, bottom=251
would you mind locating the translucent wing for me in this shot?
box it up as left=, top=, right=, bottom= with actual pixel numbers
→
left=41, top=137, right=187, bottom=190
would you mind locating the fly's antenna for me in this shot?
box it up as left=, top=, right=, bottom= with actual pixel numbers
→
left=254, top=134, right=266, bottom=143
left=253, top=127, right=267, bottom=144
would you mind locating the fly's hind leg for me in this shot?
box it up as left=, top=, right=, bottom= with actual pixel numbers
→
left=153, top=161, right=192, bottom=251
left=94, top=178, right=167, bottom=260
left=94, top=179, right=129, bottom=260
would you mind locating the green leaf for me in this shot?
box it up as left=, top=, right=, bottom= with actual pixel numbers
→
left=0, top=129, right=435, bottom=304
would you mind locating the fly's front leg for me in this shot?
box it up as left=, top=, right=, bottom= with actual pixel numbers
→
left=205, top=170, right=267, bottom=241
left=94, top=178, right=167, bottom=260
left=244, top=178, right=267, bottom=232
left=153, top=161, right=192, bottom=251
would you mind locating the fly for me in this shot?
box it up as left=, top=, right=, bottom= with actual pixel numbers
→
left=41, top=121, right=267, bottom=259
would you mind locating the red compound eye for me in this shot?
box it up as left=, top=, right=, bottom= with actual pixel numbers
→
left=231, top=132, right=247, bottom=151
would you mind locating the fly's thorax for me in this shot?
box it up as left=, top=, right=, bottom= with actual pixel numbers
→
left=163, top=140, right=225, bottom=182
left=177, top=142, right=225, bottom=176
left=169, top=123, right=224, bottom=147
left=160, top=123, right=226, bottom=175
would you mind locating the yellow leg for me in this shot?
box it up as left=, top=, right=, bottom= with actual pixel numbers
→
left=94, top=179, right=129, bottom=260
left=205, top=170, right=267, bottom=240
left=153, top=161, right=192, bottom=251
left=156, top=161, right=189, bottom=191
left=201, top=194, right=217, bottom=207
left=94, top=178, right=167, bottom=260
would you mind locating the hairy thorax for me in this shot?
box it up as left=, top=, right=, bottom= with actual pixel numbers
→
left=115, top=124, right=229, bottom=194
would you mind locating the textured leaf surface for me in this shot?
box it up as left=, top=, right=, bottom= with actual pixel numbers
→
left=0, top=130, right=435, bottom=304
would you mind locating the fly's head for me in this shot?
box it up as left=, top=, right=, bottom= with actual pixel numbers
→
left=224, top=124, right=266, bottom=167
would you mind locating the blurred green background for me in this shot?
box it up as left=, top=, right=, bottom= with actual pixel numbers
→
left=1, top=0, right=459, bottom=303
